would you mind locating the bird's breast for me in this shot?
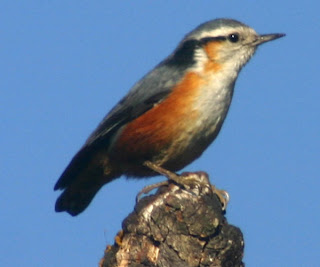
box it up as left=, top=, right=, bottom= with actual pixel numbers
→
left=110, top=69, right=235, bottom=171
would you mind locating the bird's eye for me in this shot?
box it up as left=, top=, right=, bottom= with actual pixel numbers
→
left=228, top=33, right=239, bottom=43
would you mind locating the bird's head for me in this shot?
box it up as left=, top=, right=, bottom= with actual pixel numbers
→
left=167, top=19, right=285, bottom=76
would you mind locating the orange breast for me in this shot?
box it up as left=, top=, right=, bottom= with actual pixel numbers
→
left=112, top=71, right=204, bottom=161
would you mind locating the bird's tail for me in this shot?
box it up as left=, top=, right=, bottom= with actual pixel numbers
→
left=54, top=147, right=117, bottom=216
left=55, top=175, right=108, bottom=216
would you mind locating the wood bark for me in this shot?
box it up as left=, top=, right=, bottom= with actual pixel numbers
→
left=100, top=172, right=244, bottom=267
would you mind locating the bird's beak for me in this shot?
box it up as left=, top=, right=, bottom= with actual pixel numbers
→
left=252, top=33, right=285, bottom=46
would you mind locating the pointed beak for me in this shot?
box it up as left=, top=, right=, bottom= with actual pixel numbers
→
left=252, top=33, right=285, bottom=46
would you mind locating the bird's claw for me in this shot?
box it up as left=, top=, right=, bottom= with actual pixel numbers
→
left=138, top=161, right=230, bottom=210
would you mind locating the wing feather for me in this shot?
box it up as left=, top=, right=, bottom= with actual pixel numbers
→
left=55, top=37, right=198, bottom=190
left=54, top=62, right=184, bottom=190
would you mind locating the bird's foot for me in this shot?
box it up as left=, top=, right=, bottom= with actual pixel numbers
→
left=138, top=161, right=229, bottom=210
left=211, top=185, right=229, bottom=211
left=136, top=180, right=169, bottom=202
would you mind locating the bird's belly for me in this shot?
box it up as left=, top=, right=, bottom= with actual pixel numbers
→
left=109, top=103, right=227, bottom=176
left=110, top=71, right=233, bottom=176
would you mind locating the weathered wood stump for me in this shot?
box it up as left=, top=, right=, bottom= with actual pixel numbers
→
left=100, top=172, right=244, bottom=267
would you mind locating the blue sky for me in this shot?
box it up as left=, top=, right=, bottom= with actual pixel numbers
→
left=1, top=1, right=319, bottom=266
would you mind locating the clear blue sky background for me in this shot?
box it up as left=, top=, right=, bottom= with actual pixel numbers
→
left=1, top=1, right=319, bottom=266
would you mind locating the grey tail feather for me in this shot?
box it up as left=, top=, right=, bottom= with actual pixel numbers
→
left=54, top=145, right=96, bottom=191
left=55, top=181, right=103, bottom=216
left=54, top=154, right=117, bottom=216
left=54, top=144, right=117, bottom=215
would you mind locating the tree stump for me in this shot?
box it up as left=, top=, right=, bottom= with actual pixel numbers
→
left=100, top=172, right=244, bottom=267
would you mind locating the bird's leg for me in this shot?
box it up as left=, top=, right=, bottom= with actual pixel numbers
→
left=136, top=161, right=181, bottom=202
left=143, top=161, right=182, bottom=183
left=138, top=161, right=229, bottom=210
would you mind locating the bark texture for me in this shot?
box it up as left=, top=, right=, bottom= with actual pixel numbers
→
left=100, top=172, right=244, bottom=267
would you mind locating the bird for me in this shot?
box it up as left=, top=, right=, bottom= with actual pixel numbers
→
left=54, top=18, right=285, bottom=216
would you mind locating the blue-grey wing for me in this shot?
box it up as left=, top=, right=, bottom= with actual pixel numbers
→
left=84, top=63, right=184, bottom=147
left=84, top=38, right=199, bottom=146
left=54, top=38, right=197, bottom=190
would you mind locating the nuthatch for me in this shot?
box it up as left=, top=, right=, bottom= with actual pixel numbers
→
left=54, top=18, right=285, bottom=216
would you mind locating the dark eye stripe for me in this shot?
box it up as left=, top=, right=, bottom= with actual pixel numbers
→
left=199, top=36, right=226, bottom=46
left=165, top=34, right=232, bottom=69
left=166, top=39, right=199, bottom=68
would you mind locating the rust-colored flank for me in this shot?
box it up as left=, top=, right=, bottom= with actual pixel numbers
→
left=115, top=72, right=204, bottom=157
